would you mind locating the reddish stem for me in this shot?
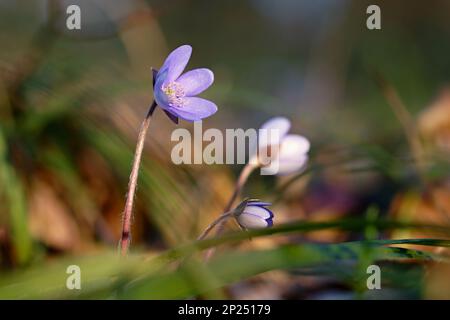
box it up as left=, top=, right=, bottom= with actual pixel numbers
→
left=119, top=101, right=157, bottom=256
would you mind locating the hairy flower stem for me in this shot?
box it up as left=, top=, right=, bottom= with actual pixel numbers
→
left=119, top=101, right=157, bottom=256
left=203, top=163, right=258, bottom=260
left=223, top=163, right=258, bottom=214
left=197, top=212, right=233, bottom=241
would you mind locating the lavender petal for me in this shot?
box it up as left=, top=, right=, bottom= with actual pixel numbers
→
left=177, top=68, right=214, bottom=96
left=170, top=97, right=217, bottom=122
left=158, top=45, right=192, bottom=84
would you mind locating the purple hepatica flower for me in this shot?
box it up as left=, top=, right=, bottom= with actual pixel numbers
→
left=236, top=200, right=274, bottom=229
left=153, top=45, right=217, bottom=122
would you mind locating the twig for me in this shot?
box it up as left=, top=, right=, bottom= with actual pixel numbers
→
left=374, top=73, right=426, bottom=172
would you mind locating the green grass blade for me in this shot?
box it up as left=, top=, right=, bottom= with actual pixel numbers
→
left=0, top=127, right=33, bottom=265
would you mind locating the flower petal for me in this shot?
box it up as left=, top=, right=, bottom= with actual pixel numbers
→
left=158, top=45, right=192, bottom=84
left=237, top=213, right=269, bottom=229
left=276, top=155, right=308, bottom=175
left=177, top=68, right=214, bottom=96
left=247, top=201, right=272, bottom=207
left=260, top=134, right=309, bottom=175
left=258, top=117, right=291, bottom=149
left=154, top=77, right=170, bottom=109
left=262, top=154, right=308, bottom=175
left=169, top=97, right=217, bottom=121
left=280, top=134, right=310, bottom=157
left=243, top=205, right=273, bottom=219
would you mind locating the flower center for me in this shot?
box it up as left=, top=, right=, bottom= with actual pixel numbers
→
left=162, top=82, right=185, bottom=107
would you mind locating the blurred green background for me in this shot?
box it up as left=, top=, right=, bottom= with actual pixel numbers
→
left=0, top=0, right=450, bottom=299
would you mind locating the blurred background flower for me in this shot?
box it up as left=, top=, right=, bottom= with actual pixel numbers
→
left=256, top=116, right=310, bottom=175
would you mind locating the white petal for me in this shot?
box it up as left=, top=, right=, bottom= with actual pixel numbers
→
left=243, top=205, right=272, bottom=219
left=280, top=134, right=310, bottom=156
left=276, top=135, right=310, bottom=175
left=260, top=134, right=310, bottom=175
left=276, top=154, right=309, bottom=175
left=258, top=117, right=291, bottom=149
left=237, top=214, right=268, bottom=229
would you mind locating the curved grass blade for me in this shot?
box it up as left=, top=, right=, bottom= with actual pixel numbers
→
left=121, top=240, right=445, bottom=299
left=156, top=218, right=450, bottom=262
left=0, top=127, right=33, bottom=265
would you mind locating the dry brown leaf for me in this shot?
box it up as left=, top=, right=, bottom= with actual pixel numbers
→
left=28, top=180, right=81, bottom=251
